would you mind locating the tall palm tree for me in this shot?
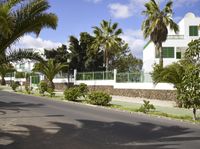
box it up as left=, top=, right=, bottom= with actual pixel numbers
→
left=0, top=63, right=15, bottom=85
left=142, top=0, right=179, bottom=67
left=0, top=0, right=57, bottom=63
left=32, top=59, right=67, bottom=89
left=92, top=20, right=122, bottom=71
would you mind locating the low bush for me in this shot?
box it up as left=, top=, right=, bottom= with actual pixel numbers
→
left=64, top=87, right=80, bottom=101
left=38, top=81, right=48, bottom=95
left=25, top=84, right=32, bottom=94
left=78, top=83, right=88, bottom=97
left=47, top=87, right=55, bottom=97
left=11, top=81, right=20, bottom=92
left=88, top=91, right=112, bottom=106
left=138, top=100, right=155, bottom=113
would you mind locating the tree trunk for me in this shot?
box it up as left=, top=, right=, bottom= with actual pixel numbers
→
left=49, top=81, right=55, bottom=90
left=158, top=42, right=163, bottom=68
left=105, top=49, right=109, bottom=72
left=193, top=107, right=197, bottom=121
left=1, top=75, right=6, bottom=85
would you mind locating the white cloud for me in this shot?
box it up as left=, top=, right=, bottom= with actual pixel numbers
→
left=121, top=29, right=146, bottom=58
left=108, top=0, right=199, bottom=19
left=14, top=35, right=62, bottom=49
left=108, top=3, right=133, bottom=19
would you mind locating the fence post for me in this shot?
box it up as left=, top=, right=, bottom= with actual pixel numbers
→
left=114, top=69, right=117, bottom=83
left=74, top=69, right=77, bottom=84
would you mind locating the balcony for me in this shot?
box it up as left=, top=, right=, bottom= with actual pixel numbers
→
left=167, top=35, right=184, bottom=39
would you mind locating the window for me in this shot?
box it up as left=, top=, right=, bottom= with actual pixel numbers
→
left=156, top=47, right=174, bottom=58
left=189, top=26, right=198, bottom=36
left=176, top=52, right=181, bottom=59
left=19, top=63, right=25, bottom=69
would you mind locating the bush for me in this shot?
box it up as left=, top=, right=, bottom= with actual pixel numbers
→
left=64, top=87, right=80, bottom=101
left=11, top=81, right=20, bottom=92
left=78, top=83, right=88, bottom=97
left=138, top=100, right=155, bottom=113
left=47, top=87, right=55, bottom=97
left=88, top=91, right=112, bottom=106
left=25, top=84, right=32, bottom=94
left=38, top=81, right=48, bottom=95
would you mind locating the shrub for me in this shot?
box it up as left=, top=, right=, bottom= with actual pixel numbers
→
left=47, top=87, right=55, bottom=97
left=25, top=84, right=32, bottom=94
left=138, top=100, right=155, bottom=113
left=78, top=83, right=88, bottom=97
left=11, top=81, right=20, bottom=92
left=64, top=87, right=80, bottom=101
left=38, top=81, right=48, bottom=95
left=88, top=91, right=112, bottom=106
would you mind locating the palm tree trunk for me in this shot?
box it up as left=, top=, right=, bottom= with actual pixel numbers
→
left=158, top=42, right=163, bottom=68
left=1, top=75, right=6, bottom=85
left=105, top=49, right=109, bottom=72
left=49, top=80, right=55, bottom=90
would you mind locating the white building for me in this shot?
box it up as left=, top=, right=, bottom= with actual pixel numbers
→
left=143, top=12, right=200, bottom=73
left=13, top=48, right=44, bottom=72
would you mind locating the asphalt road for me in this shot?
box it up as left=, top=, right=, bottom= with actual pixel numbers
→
left=0, top=91, right=200, bottom=149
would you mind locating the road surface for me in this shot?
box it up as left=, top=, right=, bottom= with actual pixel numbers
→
left=0, top=91, right=200, bottom=149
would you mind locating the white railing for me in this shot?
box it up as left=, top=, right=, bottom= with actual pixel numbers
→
left=167, top=35, right=184, bottom=39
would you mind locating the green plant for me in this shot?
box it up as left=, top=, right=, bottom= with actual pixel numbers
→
left=138, top=100, right=156, bottom=113
left=88, top=91, right=112, bottom=106
left=25, top=84, right=32, bottom=94
left=47, top=87, right=55, bottom=97
left=15, top=71, right=25, bottom=78
left=38, top=81, right=48, bottom=95
left=11, top=81, right=20, bottom=92
left=78, top=83, right=88, bottom=97
left=64, top=87, right=80, bottom=101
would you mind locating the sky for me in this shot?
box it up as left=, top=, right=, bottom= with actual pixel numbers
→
left=16, top=0, right=200, bottom=58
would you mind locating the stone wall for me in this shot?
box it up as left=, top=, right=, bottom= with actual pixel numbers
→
left=55, top=84, right=177, bottom=101
left=87, top=86, right=176, bottom=101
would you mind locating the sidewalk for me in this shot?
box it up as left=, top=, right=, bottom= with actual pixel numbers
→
left=112, top=95, right=176, bottom=108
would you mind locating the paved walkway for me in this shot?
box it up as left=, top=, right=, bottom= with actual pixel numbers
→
left=112, top=96, right=176, bottom=108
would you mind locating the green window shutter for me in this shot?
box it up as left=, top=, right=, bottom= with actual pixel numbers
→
left=189, top=26, right=198, bottom=36
left=162, top=47, right=174, bottom=58
left=176, top=52, right=181, bottom=59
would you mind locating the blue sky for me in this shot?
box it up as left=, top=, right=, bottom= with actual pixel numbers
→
left=17, top=0, right=200, bottom=58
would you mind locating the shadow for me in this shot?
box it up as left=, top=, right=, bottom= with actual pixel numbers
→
left=0, top=101, right=44, bottom=115
left=0, top=119, right=199, bottom=149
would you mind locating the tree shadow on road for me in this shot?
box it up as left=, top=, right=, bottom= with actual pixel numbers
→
left=0, top=119, right=199, bottom=149
left=0, top=101, right=44, bottom=115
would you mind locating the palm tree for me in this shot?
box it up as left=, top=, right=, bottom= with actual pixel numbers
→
left=92, top=20, right=122, bottom=71
left=142, top=0, right=179, bottom=67
left=0, top=63, right=15, bottom=85
left=0, top=0, right=57, bottom=63
left=32, top=59, right=67, bottom=89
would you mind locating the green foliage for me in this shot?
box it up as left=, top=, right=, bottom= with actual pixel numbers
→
left=78, top=83, right=88, bottom=97
left=38, top=81, right=48, bottom=95
left=11, top=81, right=20, bottom=92
left=15, top=71, right=25, bottom=78
left=92, top=20, right=123, bottom=71
left=138, top=100, right=155, bottom=113
left=47, top=87, right=55, bottom=97
left=25, top=84, right=32, bottom=94
left=88, top=91, right=112, bottom=106
left=33, top=59, right=67, bottom=89
left=0, top=63, right=15, bottom=85
left=64, top=87, right=80, bottom=101
left=0, top=0, right=57, bottom=64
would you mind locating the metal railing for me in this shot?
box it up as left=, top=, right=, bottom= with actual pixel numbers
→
left=76, top=71, right=114, bottom=80
left=116, top=72, right=153, bottom=83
